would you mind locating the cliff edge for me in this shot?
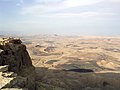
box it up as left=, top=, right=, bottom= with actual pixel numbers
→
left=0, top=38, right=35, bottom=90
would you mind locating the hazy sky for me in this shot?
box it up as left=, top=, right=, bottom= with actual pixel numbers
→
left=0, top=0, right=120, bottom=35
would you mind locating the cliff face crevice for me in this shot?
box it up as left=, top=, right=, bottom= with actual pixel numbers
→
left=0, top=38, right=35, bottom=90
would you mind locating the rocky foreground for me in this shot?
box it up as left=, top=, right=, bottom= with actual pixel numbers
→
left=0, top=38, right=35, bottom=90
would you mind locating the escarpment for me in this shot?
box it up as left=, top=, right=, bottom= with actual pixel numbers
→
left=0, top=38, right=35, bottom=90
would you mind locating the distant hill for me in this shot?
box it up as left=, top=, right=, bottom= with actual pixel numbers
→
left=0, top=30, right=22, bottom=35
left=0, top=35, right=5, bottom=37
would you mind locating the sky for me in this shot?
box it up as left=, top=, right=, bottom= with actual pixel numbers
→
left=0, top=0, right=120, bottom=35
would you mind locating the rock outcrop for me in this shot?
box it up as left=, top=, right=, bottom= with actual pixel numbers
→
left=0, top=38, right=35, bottom=90
left=0, top=65, right=18, bottom=89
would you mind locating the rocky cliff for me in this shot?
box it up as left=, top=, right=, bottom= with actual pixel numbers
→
left=0, top=38, right=35, bottom=90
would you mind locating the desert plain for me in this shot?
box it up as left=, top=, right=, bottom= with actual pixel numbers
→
left=21, top=35, right=120, bottom=90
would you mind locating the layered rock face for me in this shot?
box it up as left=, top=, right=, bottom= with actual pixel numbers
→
left=0, top=38, right=35, bottom=90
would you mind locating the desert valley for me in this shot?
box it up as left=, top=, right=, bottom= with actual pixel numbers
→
left=23, top=35, right=120, bottom=90
left=1, top=35, right=120, bottom=90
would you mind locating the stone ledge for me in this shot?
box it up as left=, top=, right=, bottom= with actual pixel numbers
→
left=0, top=65, right=8, bottom=72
